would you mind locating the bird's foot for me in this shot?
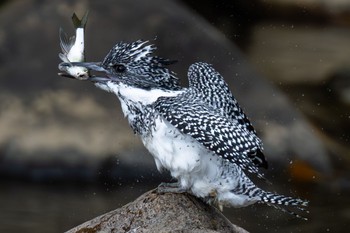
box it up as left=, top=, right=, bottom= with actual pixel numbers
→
left=157, top=182, right=187, bottom=194
left=203, top=191, right=224, bottom=211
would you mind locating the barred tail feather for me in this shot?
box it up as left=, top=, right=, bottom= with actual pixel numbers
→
left=260, top=192, right=309, bottom=220
left=261, top=192, right=308, bottom=206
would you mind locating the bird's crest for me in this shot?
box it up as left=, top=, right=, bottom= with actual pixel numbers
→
left=102, top=40, right=155, bottom=66
left=101, top=40, right=181, bottom=90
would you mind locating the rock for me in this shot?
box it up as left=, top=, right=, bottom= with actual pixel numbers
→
left=65, top=189, right=248, bottom=233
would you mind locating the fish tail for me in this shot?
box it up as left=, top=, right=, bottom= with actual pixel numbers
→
left=72, top=11, right=89, bottom=29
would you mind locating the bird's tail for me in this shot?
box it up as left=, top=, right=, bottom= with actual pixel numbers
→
left=72, top=11, right=89, bottom=29
left=260, top=191, right=309, bottom=220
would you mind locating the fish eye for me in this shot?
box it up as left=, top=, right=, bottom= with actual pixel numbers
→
left=112, top=64, right=126, bottom=73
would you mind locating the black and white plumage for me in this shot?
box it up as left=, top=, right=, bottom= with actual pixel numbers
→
left=59, top=40, right=308, bottom=219
left=187, top=64, right=268, bottom=170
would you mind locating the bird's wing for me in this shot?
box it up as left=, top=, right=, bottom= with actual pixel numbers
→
left=154, top=96, right=265, bottom=177
left=188, top=62, right=256, bottom=133
left=187, top=62, right=267, bottom=168
left=59, top=27, right=75, bottom=55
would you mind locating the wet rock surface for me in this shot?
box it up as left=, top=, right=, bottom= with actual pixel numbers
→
left=66, top=189, right=248, bottom=233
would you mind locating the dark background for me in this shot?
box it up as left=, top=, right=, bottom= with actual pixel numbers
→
left=0, top=0, right=349, bottom=232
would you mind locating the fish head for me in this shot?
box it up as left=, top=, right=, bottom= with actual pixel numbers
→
left=58, top=62, right=89, bottom=80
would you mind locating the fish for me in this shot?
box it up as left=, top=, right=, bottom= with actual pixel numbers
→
left=58, top=11, right=89, bottom=80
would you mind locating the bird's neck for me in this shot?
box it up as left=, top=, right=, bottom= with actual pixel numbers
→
left=103, top=81, right=184, bottom=134
left=116, top=83, right=184, bottom=106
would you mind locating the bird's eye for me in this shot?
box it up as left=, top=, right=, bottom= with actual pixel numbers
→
left=113, top=64, right=126, bottom=73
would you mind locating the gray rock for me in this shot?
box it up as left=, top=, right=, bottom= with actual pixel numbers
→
left=65, top=189, right=248, bottom=233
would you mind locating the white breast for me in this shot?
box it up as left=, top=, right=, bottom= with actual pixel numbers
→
left=142, top=117, right=224, bottom=191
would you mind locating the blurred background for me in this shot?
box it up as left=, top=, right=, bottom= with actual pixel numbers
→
left=0, top=0, right=349, bottom=232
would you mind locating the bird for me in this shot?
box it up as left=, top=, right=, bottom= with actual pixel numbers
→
left=58, top=11, right=89, bottom=80
left=59, top=40, right=308, bottom=219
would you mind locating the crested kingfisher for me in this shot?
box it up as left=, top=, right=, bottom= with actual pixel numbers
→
left=59, top=40, right=308, bottom=219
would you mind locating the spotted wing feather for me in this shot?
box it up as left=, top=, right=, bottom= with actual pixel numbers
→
left=187, top=62, right=267, bottom=169
left=155, top=96, right=264, bottom=177
left=188, top=62, right=255, bottom=132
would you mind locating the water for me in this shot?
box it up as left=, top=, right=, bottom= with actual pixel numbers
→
left=1, top=181, right=349, bottom=233
left=0, top=182, right=149, bottom=233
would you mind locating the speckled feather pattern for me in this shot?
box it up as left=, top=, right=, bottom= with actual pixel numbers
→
left=154, top=94, right=263, bottom=177
left=187, top=62, right=267, bottom=169
left=188, top=63, right=256, bottom=133
left=101, top=40, right=181, bottom=90
left=82, top=40, right=308, bottom=218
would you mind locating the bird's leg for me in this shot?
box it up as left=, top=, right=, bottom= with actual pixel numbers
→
left=157, top=181, right=187, bottom=194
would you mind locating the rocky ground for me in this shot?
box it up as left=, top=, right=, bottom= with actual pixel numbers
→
left=66, top=189, right=248, bottom=233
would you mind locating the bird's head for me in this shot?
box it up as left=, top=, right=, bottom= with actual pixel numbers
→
left=60, top=40, right=181, bottom=91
